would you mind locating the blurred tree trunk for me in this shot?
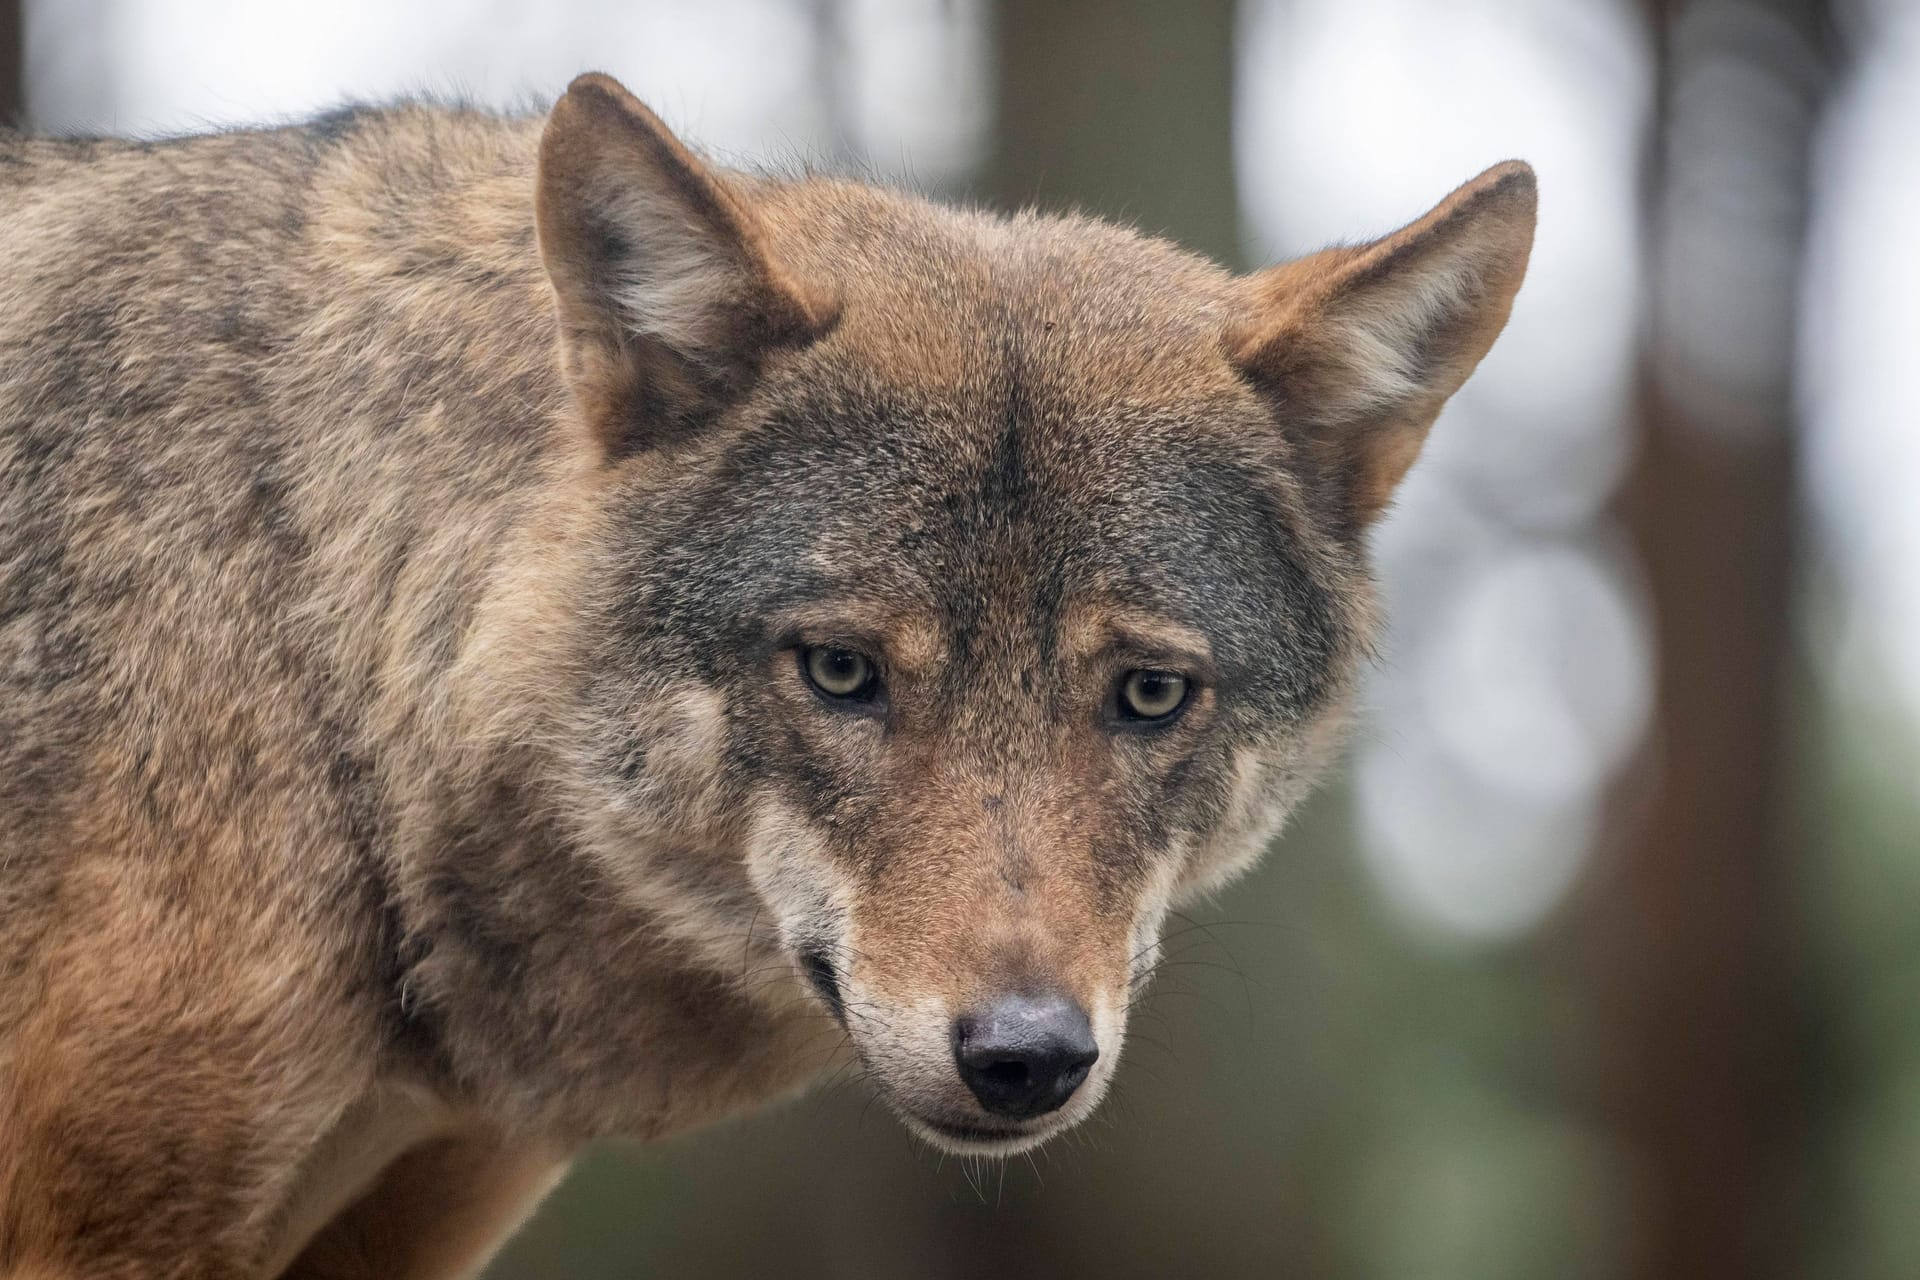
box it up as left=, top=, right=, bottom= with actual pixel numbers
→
left=1598, top=0, right=1836, bottom=1276
left=984, top=0, right=1242, bottom=267
left=1, top=0, right=22, bottom=127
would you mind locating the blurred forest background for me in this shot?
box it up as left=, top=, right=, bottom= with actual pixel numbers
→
left=4, top=0, right=1917, bottom=1276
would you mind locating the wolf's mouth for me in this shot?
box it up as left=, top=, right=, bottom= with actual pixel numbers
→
left=919, top=1117, right=1024, bottom=1143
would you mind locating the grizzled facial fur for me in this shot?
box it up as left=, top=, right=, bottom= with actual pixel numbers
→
left=536, top=75, right=1535, bottom=1153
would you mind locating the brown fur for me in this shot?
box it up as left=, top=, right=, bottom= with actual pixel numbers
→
left=0, top=74, right=1533, bottom=1277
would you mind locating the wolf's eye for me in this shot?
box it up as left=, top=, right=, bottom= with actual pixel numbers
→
left=1117, top=669, right=1190, bottom=722
left=800, top=645, right=879, bottom=702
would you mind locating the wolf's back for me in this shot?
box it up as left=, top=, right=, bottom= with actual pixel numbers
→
left=0, top=107, right=559, bottom=1000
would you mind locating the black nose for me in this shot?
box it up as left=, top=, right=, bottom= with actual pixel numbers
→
left=953, top=994, right=1099, bottom=1119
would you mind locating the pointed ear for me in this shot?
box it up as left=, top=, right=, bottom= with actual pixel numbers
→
left=1229, top=162, right=1536, bottom=535
left=536, top=73, right=838, bottom=459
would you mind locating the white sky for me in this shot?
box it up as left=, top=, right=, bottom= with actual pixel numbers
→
left=24, top=0, right=986, bottom=181
left=1801, top=1, right=1920, bottom=714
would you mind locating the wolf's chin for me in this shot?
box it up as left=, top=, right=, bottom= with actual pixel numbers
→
left=895, top=1108, right=1075, bottom=1158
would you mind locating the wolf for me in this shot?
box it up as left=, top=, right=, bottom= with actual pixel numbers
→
left=0, top=72, right=1534, bottom=1278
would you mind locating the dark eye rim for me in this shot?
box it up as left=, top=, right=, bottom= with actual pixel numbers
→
left=797, top=644, right=884, bottom=707
left=1111, top=668, right=1194, bottom=728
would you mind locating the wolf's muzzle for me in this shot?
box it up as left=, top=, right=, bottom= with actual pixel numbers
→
left=951, top=993, right=1099, bottom=1119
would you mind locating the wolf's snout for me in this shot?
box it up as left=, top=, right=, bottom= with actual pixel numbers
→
left=951, top=994, right=1099, bottom=1119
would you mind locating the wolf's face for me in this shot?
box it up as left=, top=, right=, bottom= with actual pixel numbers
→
left=534, top=75, right=1534, bottom=1153
left=584, top=326, right=1361, bottom=1152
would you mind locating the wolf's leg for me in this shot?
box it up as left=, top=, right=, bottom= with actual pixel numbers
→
left=278, top=1133, right=569, bottom=1280
left=1, top=1006, right=372, bottom=1280
left=0, top=856, right=382, bottom=1280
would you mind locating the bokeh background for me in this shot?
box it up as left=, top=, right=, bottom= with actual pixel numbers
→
left=5, top=1, right=1916, bottom=1275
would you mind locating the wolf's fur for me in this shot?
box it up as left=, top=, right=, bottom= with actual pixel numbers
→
left=0, top=74, right=1534, bottom=1278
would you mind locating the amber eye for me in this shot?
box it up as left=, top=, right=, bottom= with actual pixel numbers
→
left=800, top=645, right=879, bottom=702
left=1117, top=669, right=1190, bottom=722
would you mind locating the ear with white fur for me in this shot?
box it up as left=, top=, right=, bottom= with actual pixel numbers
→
left=1229, top=162, right=1536, bottom=535
left=536, top=73, right=837, bottom=459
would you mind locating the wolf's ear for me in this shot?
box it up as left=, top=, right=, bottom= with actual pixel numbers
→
left=536, top=73, right=837, bottom=459
left=1229, top=162, right=1536, bottom=535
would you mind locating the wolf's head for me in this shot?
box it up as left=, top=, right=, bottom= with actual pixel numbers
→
left=524, top=74, right=1534, bottom=1153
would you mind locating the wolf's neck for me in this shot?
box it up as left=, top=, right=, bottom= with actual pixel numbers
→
left=383, top=742, right=833, bottom=1141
